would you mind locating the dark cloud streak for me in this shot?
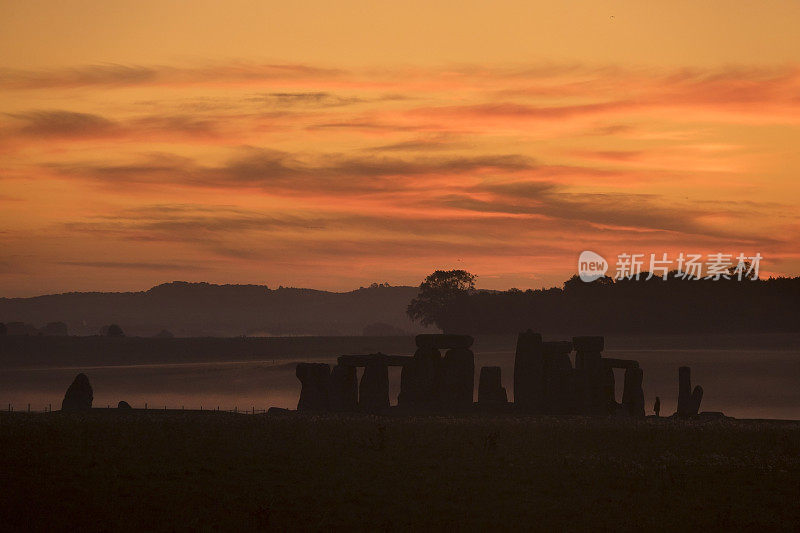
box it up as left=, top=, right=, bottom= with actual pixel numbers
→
left=56, top=260, right=209, bottom=271
left=0, top=63, right=343, bottom=90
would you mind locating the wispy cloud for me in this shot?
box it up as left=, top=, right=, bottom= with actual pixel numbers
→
left=8, top=110, right=118, bottom=138
left=0, top=63, right=343, bottom=90
left=2, top=61, right=799, bottom=293
left=56, top=260, right=210, bottom=271
left=246, top=92, right=366, bottom=108
left=49, top=149, right=537, bottom=191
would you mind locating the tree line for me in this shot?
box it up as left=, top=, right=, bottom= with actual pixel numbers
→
left=408, top=270, right=800, bottom=334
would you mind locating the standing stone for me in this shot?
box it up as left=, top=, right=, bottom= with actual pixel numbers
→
left=634, top=371, right=646, bottom=417
left=61, top=373, right=93, bottom=411
left=398, top=347, right=441, bottom=411
left=690, top=385, right=704, bottom=415
left=601, top=366, right=617, bottom=413
left=677, top=366, right=692, bottom=416
left=513, top=330, right=544, bottom=412
left=359, top=357, right=389, bottom=413
left=478, top=366, right=507, bottom=405
left=676, top=366, right=703, bottom=417
left=575, top=350, right=603, bottom=415
left=440, top=348, right=474, bottom=411
left=542, top=343, right=574, bottom=415
left=621, top=367, right=645, bottom=417
left=573, top=336, right=606, bottom=415
left=398, top=363, right=414, bottom=408
left=296, top=363, right=331, bottom=411
left=574, top=351, right=593, bottom=370
left=329, top=364, right=358, bottom=412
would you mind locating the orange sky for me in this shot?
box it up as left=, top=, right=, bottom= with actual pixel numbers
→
left=1, top=1, right=799, bottom=296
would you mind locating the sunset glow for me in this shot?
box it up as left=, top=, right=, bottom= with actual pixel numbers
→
left=2, top=1, right=800, bottom=296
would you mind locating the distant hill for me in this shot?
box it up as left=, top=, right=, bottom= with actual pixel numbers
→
left=0, top=282, right=432, bottom=337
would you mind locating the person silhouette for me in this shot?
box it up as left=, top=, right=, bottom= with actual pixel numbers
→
left=654, top=396, right=661, bottom=417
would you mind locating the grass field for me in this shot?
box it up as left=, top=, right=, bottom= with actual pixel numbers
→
left=2, top=411, right=799, bottom=531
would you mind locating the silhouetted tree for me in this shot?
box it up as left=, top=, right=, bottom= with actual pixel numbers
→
left=5, top=322, right=39, bottom=336
left=407, top=270, right=476, bottom=332
left=103, top=324, right=125, bottom=337
left=41, top=321, right=68, bottom=336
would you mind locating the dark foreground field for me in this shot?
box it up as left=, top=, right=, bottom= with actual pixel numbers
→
left=2, top=412, right=799, bottom=531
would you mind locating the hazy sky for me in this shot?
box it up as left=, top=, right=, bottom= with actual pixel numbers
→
left=1, top=1, right=799, bottom=296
